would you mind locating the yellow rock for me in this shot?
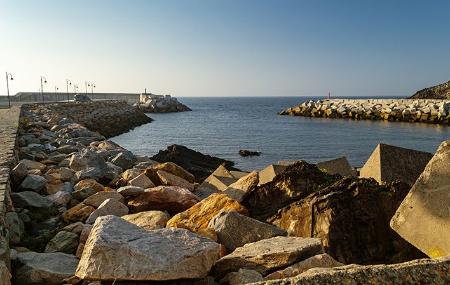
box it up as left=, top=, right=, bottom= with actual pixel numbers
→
left=151, top=162, right=195, bottom=183
left=166, top=193, right=248, bottom=234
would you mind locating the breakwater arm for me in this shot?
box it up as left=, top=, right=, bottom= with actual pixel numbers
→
left=279, top=99, right=450, bottom=124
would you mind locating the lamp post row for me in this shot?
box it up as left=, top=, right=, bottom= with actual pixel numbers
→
left=3, top=74, right=97, bottom=107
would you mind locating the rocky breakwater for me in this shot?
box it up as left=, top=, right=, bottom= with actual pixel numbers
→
left=280, top=98, right=450, bottom=124
left=5, top=101, right=450, bottom=284
left=137, top=94, right=191, bottom=113
left=38, top=100, right=152, bottom=137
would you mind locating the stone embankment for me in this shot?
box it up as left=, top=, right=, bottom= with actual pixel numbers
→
left=280, top=98, right=450, bottom=124
left=36, top=101, right=151, bottom=137
left=2, top=100, right=449, bottom=284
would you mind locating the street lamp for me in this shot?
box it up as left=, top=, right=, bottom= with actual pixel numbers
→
left=73, top=84, right=79, bottom=93
left=91, top=83, right=96, bottom=99
left=5, top=72, right=13, bottom=108
left=40, top=76, right=47, bottom=103
left=54, top=86, right=59, bottom=98
left=66, top=79, right=72, bottom=102
left=85, top=81, right=91, bottom=95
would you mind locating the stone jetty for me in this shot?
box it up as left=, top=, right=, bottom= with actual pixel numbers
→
left=0, top=101, right=448, bottom=284
left=137, top=93, right=191, bottom=113
left=280, top=98, right=450, bottom=124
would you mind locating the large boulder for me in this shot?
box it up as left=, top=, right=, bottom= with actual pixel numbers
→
left=86, top=199, right=129, bottom=224
left=83, top=190, right=124, bottom=208
left=110, top=151, right=137, bottom=170
left=257, top=256, right=450, bottom=285
left=69, top=148, right=108, bottom=172
left=14, top=251, right=79, bottom=285
left=269, top=177, right=424, bottom=264
left=243, top=162, right=338, bottom=220
left=208, top=211, right=286, bottom=251
left=63, top=203, right=95, bottom=223
left=128, top=173, right=155, bottom=189
left=151, top=162, right=195, bottom=183
left=127, top=186, right=199, bottom=214
left=45, top=231, right=79, bottom=254
left=391, top=140, right=450, bottom=258
left=167, top=193, right=248, bottom=236
left=223, top=171, right=259, bottom=202
left=157, top=170, right=195, bottom=191
left=18, top=174, right=47, bottom=192
left=214, top=236, right=323, bottom=277
left=264, top=253, right=343, bottom=280
left=151, top=145, right=237, bottom=182
left=122, top=210, right=171, bottom=230
left=11, top=191, right=53, bottom=209
left=360, top=143, right=432, bottom=186
left=72, top=179, right=104, bottom=200
left=75, top=215, right=221, bottom=281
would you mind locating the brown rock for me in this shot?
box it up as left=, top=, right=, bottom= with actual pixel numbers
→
left=152, top=162, right=195, bottom=183
left=122, top=211, right=171, bottom=230
left=127, top=186, right=199, bottom=214
left=223, top=171, right=258, bottom=202
left=83, top=191, right=124, bottom=208
left=129, top=173, right=155, bottom=189
left=166, top=193, right=248, bottom=235
left=63, top=203, right=95, bottom=223
left=157, top=170, right=195, bottom=191
left=243, top=161, right=338, bottom=220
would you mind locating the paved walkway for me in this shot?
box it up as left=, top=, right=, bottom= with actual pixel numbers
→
left=0, top=107, right=21, bottom=168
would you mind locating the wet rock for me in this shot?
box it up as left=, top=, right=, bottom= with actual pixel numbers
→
left=214, top=236, right=323, bottom=276
left=223, top=171, right=259, bottom=202
left=75, top=215, right=221, bottom=281
left=45, top=231, right=79, bottom=254
left=18, top=174, right=47, bottom=192
left=129, top=172, right=155, bottom=189
left=208, top=211, right=286, bottom=251
left=11, top=191, right=53, bottom=209
left=122, top=210, right=171, bottom=230
left=127, top=186, right=199, bottom=214
left=269, top=177, right=422, bottom=264
left=63, top=203, right=95, bottom=223
left=117, top=185, right=145, bottom=197
left=14, top=251, right=79, bottom=285
left=83, top=191, right=124, bottom=208
left=157, top=170, right=195, bottom=191
left=264, top=253, right=343, bottom=280
left=151, top=162, right=195, bottom=183
left=86, top=199, right=129, bottom=224
left=243, top=161, right=338, bottom=220
left=239, top=150, right=261, bottom=157
left=167, top=193, right=248, bottom=235
left=151, top=144, right=237, bottom=182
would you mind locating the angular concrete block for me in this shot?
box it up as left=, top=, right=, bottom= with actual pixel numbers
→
left=360, top=143, right=432, bottom=185
left=391, top=140, right=450, bottom=258
left=258, top=164, right=287, bottom=186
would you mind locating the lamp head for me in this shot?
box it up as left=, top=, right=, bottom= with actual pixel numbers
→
left=10, top=77, right=13, bottom=80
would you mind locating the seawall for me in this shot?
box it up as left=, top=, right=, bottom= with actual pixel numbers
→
left=280, top=99, right=450, bottom=124
left=26, top=100, right=152, bottom=138
left=0, top=107, right=21, bottom=277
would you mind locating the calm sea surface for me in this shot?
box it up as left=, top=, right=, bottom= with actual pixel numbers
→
left=111, top=97, right=450, bottom=171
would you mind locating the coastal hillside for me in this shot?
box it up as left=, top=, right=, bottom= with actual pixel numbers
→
left=410, top=80, right=450, bottom=99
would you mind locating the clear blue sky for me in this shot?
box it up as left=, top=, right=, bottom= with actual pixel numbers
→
left=1, top=0, right=449, bottom=97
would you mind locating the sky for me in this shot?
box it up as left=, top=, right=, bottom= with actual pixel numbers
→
left=0, top=0, right=449, bottom=97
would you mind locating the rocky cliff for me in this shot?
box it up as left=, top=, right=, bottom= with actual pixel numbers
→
left=410, top=80, right=450, bottom=99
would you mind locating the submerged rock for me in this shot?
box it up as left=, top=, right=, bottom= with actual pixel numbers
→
left=75, top=215, right=221, bottom=281
left=239, top=149, right=261, bottom=157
